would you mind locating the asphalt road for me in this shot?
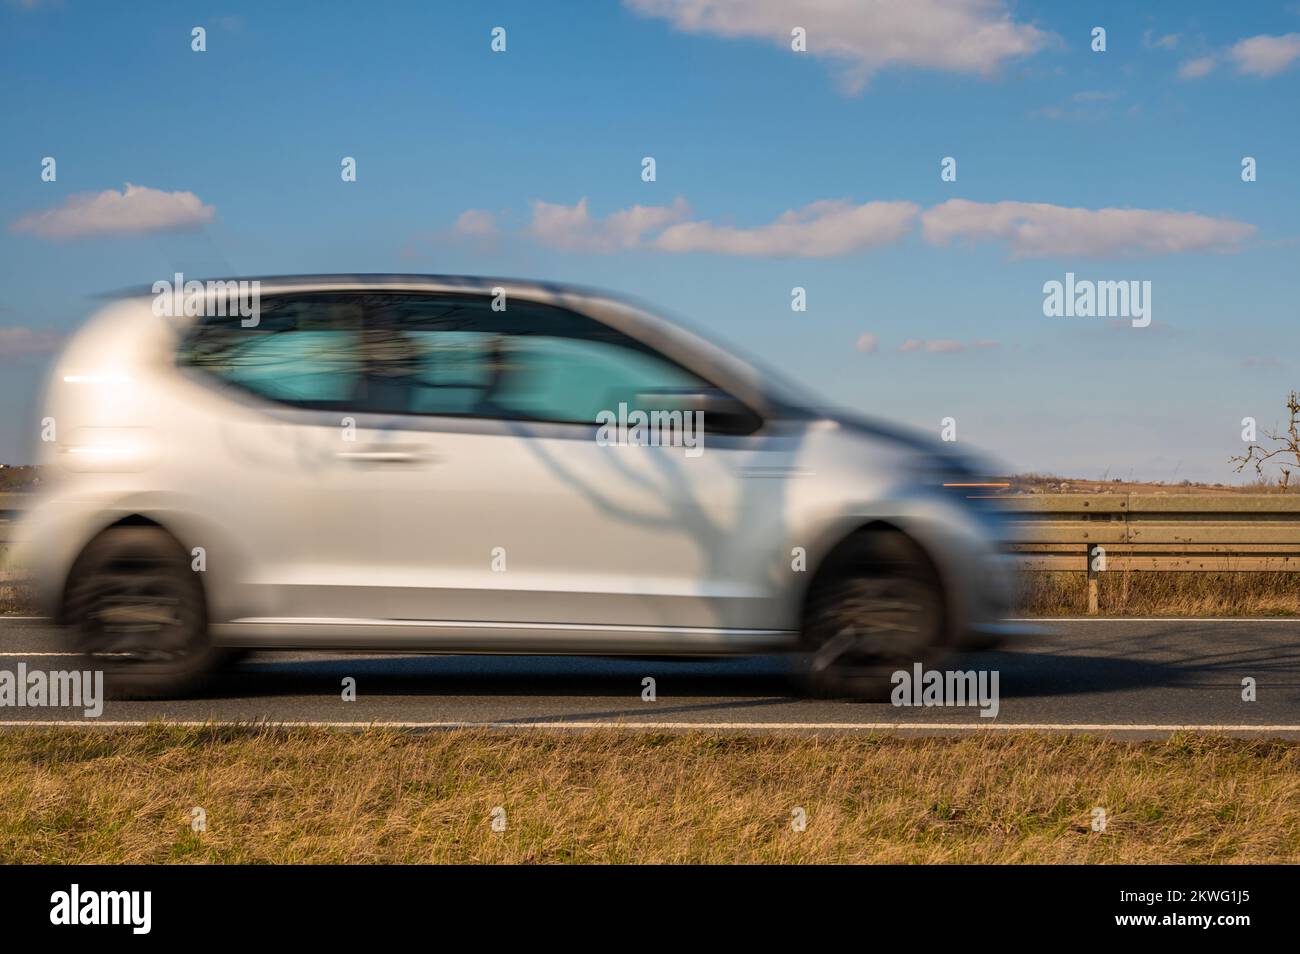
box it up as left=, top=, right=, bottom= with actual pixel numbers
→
left=1, top=616, right=1299, bottom=737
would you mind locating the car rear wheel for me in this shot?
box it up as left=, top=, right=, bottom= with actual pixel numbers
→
left=800, top=531, right=947, bottom=700
left=64, top=526, right=222, bottom=699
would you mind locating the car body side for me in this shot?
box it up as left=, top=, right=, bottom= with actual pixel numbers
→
left=12, top=276, right=1016, bottom=655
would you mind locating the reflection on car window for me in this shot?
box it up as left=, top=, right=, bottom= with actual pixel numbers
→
left=178, top=292, right=748, bottom=429
left=362, top=295, right=706, bottom=423
left=488, top=335, right=701, bottom=423
left=178, top=296, right=364, bottom=410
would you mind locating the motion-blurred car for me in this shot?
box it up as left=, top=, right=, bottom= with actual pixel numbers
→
left=13, top=275, right=1018, bottom=697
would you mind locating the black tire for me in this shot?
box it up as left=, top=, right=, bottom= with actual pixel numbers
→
left=64, top=526, right=221, bottom=699
left=799, top=531, right=948, bottom=700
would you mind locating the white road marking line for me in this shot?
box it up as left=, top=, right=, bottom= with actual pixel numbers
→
left=0, top=720, right=1296, bottom=732
left=0, top=653, right=78, bottom=657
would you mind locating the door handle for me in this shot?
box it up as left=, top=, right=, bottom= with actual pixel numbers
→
left=335, top=447, right=437, bottom=464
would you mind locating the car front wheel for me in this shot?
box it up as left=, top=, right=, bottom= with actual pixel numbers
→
left=800, top=531, right=948, bottom=700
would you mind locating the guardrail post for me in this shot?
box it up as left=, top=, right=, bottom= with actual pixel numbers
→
left=1086, top=544, right=1099, bottom=615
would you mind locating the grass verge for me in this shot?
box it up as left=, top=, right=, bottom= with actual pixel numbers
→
left=1016, top=571, right=1300, bottom=617
left=0, top=727, right=1296, bottom=863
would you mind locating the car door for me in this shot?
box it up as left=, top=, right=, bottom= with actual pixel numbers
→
left=176, top=292, right=392, bottom=623
left=323, top=291, right=800, bottom=637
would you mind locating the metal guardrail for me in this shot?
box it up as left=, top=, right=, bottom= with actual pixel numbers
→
left=1003, top=494, right=1300, bottom=572
left=1000, top=493, right=1300, bottom=615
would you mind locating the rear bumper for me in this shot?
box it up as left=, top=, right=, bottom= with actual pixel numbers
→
left=7, top=493, right=106, bottom=621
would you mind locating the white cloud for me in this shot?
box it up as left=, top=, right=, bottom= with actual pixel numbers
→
left=920, top=199, right=1255, bottom=258
left=528, top=196, right=691, bottom=252
left=653, top=199, right=918, bottom=257
left=855, top=333, right=878, bottom=353
left=454, top=209, right=498, bottom=238
left=464, top=195, right=1255, bottom=261
left=11, top=183, right=215, bottom=240
left=625, top=0, right=1049, bottom=91
left=1142, top=30, right=1180, bottom=51
left=484, top=196, right=916, bottom=257
left=1228, top=33, right=1300, bottom=77
left=1177, top=55, right=1217, bottom=80
left=0, top=326, right=65, bottom=361
left=920, top=339, right=963, bottom=353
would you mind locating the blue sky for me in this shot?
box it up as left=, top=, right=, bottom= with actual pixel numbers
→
left=2, top=0, right=1299, bottom=481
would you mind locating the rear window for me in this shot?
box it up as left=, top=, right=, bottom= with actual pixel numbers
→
left=178, top=295, right=365, bottom=411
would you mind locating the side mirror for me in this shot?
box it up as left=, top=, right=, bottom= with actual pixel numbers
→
left=632, top=387, right=760, bottom=435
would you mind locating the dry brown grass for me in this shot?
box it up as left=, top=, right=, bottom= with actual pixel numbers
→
left=1001, top=474, right=1294, bottom=495
left=0, top=551, right=34, bottom=615
left=0, top=727, right=1296, bottom=863
left=0, top=579, right=35, bottom=616
left=1017, top=571, right=1300, bottom=617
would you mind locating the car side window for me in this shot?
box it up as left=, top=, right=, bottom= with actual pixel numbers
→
left=488, top=334, right=702, bottom=423
left=178, top=294, right=365, bottom=410
left=179, top=291, right=762, bottom=432
left=361, top=295, right=722, bottom=426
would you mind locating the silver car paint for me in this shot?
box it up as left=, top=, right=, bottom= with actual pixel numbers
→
left=12, top=276, right=1015, bottom=655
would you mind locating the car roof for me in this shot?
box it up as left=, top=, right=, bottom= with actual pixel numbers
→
left=103, top=273, right=610, bottom=303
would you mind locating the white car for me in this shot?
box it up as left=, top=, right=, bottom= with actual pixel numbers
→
left=13, top=275, right=1018, bottom=697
